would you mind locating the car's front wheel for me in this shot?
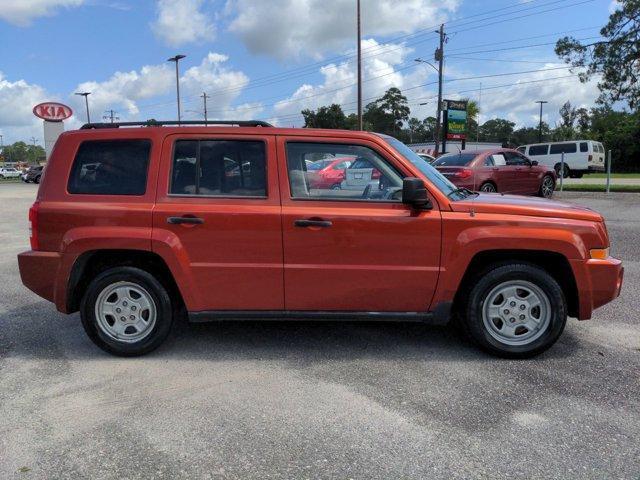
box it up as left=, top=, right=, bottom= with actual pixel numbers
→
left=461, top=263, right=567, bottom=358
left=80, top=267, right=173, bottom=356
left=539, top=174, right=555, bottom=198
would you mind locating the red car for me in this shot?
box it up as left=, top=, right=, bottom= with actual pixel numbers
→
left=433, top=149, right=556, bottom=197
left=306, top=157, right=354, bottom=189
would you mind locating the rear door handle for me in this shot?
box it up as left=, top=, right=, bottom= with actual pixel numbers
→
left=294, top=219, right=332, bottom=228
left=167, top=216, right=204, bottom=225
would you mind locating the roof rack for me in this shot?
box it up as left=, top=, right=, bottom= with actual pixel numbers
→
left=80, top=120, right=274, bottom=129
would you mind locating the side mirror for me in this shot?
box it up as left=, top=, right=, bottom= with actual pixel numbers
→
left=402, top=177, right=432, bottom=210
left=531, top=160, right=538, bottom=166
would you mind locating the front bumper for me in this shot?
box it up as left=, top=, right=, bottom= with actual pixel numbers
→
left=571, top=257, right=623, bottom=320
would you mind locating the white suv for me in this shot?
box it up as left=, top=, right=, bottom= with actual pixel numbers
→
left=0, top=167, right=21, bottom=179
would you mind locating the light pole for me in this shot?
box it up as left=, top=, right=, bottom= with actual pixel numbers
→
left=415, top=56, right=443, bottom=153
left=168, top=54, right=186, bottom=123
left=75, top=92, right=91, bottom=124
left=536, top=100, right=548, bottom=143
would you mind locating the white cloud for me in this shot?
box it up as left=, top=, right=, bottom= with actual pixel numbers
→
left=152, top=0, right=215, bottom=47
left=269, top=38, right=437, bottom=125
left=0, top=0, right=83, bottom=26
left=470, top=64, right=602, bottom=128
left=0, top=73, right=52, bottom=144
left=226, top=0, right=459, bottom=59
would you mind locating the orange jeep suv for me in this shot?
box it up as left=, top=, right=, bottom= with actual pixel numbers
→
left=18, top=120, right=623, bottom=358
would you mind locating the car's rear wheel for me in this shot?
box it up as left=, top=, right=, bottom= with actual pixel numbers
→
left=80, top=267, right=173, bottom=356
left=555, top=163, right=570, bottom=178
left=539, top=174, right=555, bottom=198
left=330, top=183, right=341, bottom=190
left=34, top=176, right=41, bottom=184
left=461, top=263, right=567, bottom=358
left=480, top=182, right=497, bottom=193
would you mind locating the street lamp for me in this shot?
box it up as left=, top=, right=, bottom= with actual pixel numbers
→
left=535, top=100, right=548, bottom=143
left=416, top=58, right=443, bottom=153
left=167, top=54, right=186, bottom=123
left=75, top=92, right=91, bottom=124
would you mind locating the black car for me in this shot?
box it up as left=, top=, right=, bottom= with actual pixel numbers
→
left=23, top=166, right=44, bottom=184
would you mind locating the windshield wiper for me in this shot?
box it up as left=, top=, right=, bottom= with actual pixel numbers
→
left=447, top=187, right=477, bottom=198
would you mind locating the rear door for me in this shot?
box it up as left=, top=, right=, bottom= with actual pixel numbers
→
left=277, top=136, right=441, bottom=313
left=488, top=152, right=514, bottom=193
left=152, top=134, right=284, bottom=312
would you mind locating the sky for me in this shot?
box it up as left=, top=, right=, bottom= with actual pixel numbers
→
left=0, top=0, right=619, bottom=145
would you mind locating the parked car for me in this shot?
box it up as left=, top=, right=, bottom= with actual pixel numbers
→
left=22, top=165, right=44, bottom=183
left=516, top=140, right=605, bottom=178
left=340, top=157, right=382, bottom=191
left=417, top=152, right=435, bottom=163
left=0, top=167, right=21, bottom=179
left=18, top=121, right=623, bottom=358
left=306, top=156, right=353, bottom=189
left=433, top=149, right=557, bottom=198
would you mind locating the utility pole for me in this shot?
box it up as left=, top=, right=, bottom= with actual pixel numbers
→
left=356, top=0, right=363, bottom=130
left=168, top=54, right=186, bottom=123
left=75, top=92, right=91, bottom=124
left=434, top=24, right=446, bottom=155
left=103, top=110, right=120, bottom=124
left=477, top=82, right=482, bottom=143
left=30, top=136, right=38, bottom=146
left=201, top=92, right=210, bottom=123
left=536, top=100, right=548, bottom=143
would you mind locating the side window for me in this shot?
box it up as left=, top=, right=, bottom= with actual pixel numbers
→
left=484, top=156, right=494, bottom=166
left=286, top=142, right=404, bottom=201
left=529, top=145, right=548, bottom=156
left=550, top=143, right=577, bottom=154
left=580, top=142, right=589, bottom=153
left=516, top=146, right=525, bottom=153
left=68, top=140, right=151, bottom=195
left=505, top=152, right=527, bottom=166
left=490, top=153, right=507, bottom=166
left=170, top=140, right=267, bottom=197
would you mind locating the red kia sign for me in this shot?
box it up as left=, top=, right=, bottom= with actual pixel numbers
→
left=33, top=102, right=73, bottom=122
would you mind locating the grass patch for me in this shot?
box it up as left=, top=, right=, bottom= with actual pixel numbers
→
left=0, top=177, right=22, bottom=183
left=558, top=184, right=640, bottom=193
left=587, top=173, right=640, bottom=179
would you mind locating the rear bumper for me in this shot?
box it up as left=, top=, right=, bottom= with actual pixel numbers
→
left=18, top=250, right=67, bottom=312
left=588, top=165, right=605, bottom=172
left=571, top=257, right=623, bottom=320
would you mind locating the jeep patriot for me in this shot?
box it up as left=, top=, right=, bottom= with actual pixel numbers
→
left=18, top=120, right=624, bottom=357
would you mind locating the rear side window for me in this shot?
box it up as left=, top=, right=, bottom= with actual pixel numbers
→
left=528, top=145, right=548, bottom=156
left=580, top=142, right=589, bottom=152
left=550, top=143, right=577, bottom=154
left=170, top=140, right=266, bottom=197
left=68, top=140, right=151, bottom=195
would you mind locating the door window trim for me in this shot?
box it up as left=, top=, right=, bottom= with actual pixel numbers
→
left=284, top=140, right=407, bottom=204
left=168, top=137, right=269, bottom=199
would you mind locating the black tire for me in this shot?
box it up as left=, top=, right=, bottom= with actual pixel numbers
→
left=80, top=267, right=173, bottom=356
left=34, top=176, right=41, bottom=184
left=460, top=263, right=567, bottom=358
left=330, top=183, right=341, bottom=190
left=554, top=163, right=570, bottom=179
left=479, top=182, right=497, bottom=193
left=538, top=174, right=555, bottom=198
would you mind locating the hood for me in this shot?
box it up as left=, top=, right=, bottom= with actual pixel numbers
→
left=451, top=193, right=603, bottom=222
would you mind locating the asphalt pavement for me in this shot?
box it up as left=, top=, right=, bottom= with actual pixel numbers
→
left=0, top=183, right=638, bottom=479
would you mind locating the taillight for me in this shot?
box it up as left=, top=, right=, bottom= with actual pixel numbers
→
left=28, top=202, right=39, bottom=250
left=455, top=168, right=473, bottom=179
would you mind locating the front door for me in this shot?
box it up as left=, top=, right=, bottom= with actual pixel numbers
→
left=277, top=137, right=442, bottom=313
left=153, top=134, right=284, bottom=312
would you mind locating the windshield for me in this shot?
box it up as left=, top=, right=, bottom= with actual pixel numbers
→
left=376, top=134, right=468, bottom=200
left=432, top=153, right=478, bottom=167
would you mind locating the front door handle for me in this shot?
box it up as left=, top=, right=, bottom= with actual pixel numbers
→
left=294, top=219, right=332, bottom=228
left=167, top=216, right=204, bottom=225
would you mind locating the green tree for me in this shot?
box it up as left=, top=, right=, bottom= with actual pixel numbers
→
left=479, top=118, right=516, bottom=145
left=363, top=101, right=395, bottom=135
left=301, top=104, right=348, bottom=129
left=555, top=0, right=640, bottom=109
left=378, top=87, right=410, bottom=135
